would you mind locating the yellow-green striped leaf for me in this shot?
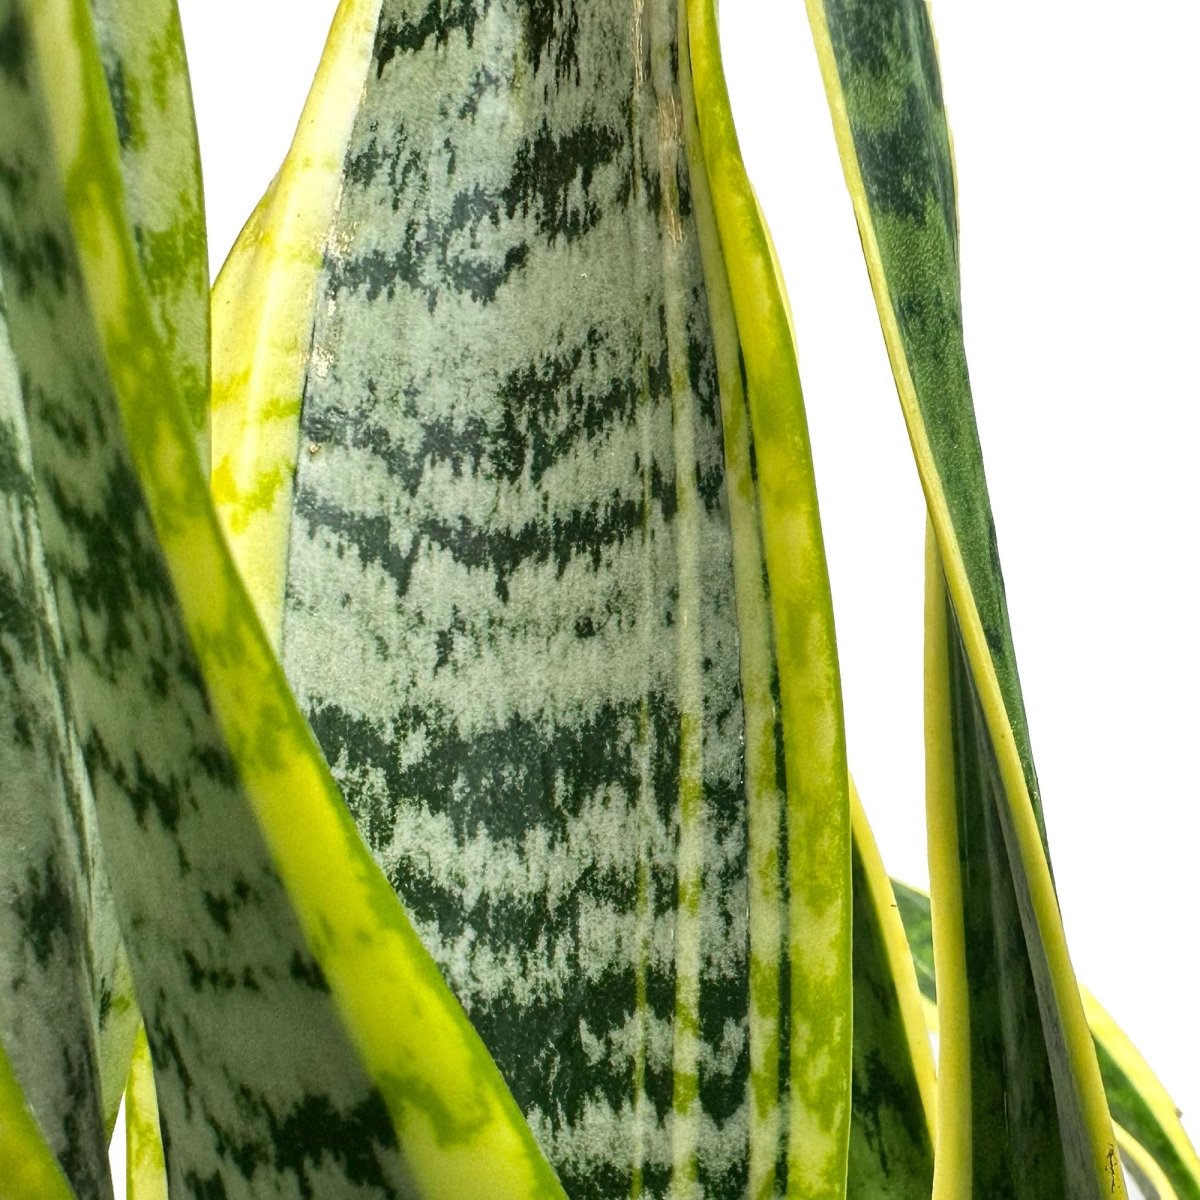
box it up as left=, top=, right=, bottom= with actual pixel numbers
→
left=806, top=0, right=1126, bottom=1192
left=92, top=0, right=210, bottom=464
left=1, top=272, right=112, bottom=1197
left=684, top=0, right=853, bottom=1193
left=847, top=785, right=935, bottom=1199
left=124, top=1027, right=167, bottom=1200
left=0, top=1, right=563, bottom=1195
left=211, top=0, right=381, bottom=642
left=212, top=0, right=855, bottom=1194
left=894, top=880, right=1200, bottom=1200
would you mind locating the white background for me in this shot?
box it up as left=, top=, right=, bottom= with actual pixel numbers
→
left=112, top=0, right=1200, bottom=1185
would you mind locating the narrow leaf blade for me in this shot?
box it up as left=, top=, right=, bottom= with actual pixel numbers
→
left=0, top=1, right=563, bottom=1194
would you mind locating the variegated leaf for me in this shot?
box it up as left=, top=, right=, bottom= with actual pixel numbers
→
left=91, top=0, right=210, bottom=463
left=0, top=1, right=562, bottom=1196
left=1, top=270, right=111, bottom=1198
left=212, top=0, right=856, bottom=1195
left=805, top=0, right=1126, bottom=1193
left=895, top=881, right=1200, bottom=1200
left=211, top=0, right=381, bottom=642
left=846, top=785, right=934, bottom=1199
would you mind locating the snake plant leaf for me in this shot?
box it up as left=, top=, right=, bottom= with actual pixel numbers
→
left=925, top=539, right=1122, bottom=1198
left=846, top=785, right=935, bottom=1199
left=1086, top=998, right=1200, bottom=1200
left=894, top=881, right=1200, bottom=1200
left=0, top=1038, right=76, bottom=1200
left=212, top=0, right=381, bottom=643
left=212, top=0, right=854, bottom=1194
left=806, top=0, right=1125, bottom=1193
left=1119, top=1131, right=1184, bottom=1200
left=0, top=1, right=563, bottom=1196
left=684, top=0, right=853, bottom=1192
left=0, top=277, right=113, bottom=1198
left=91, top=0, right=210, bottom=465
left=124, top=1026, right=168, bottom=1200
left=19, top=0, right=218, bottom=1130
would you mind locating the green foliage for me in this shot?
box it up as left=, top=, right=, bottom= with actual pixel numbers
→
left=0, top=1, right=1192, bottom=1198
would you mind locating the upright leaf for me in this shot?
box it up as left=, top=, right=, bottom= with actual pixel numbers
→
left=214, top=0, right=857, bottom=1195
left=1, top=272, right=112, bottom=1198
left=806, top=0, right=1126, bottom=1194
left=684, top=0, right=854, bottom=1192
left=0, top=1, right=562, bottom=1195
left=846, top=785, right=935, bottom=1200
left=91, top=0, right=210, bottom=462
left=212, top=0, right=382, bottom=640
left=894, top=881, right=1200, bottom=1200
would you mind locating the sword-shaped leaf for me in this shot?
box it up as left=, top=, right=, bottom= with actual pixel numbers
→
left=684, top=0, right=854, bottom=1191
left=846, top=784, right=935, bottom=1199
left=213, top=0, right=857, bottom=1193
left=925, top=528, right=1121, bottom=1198
left=91, top=0, right=210, bottom=463
left=1, top=273, right=112, bottom=1198
left=0, top=1, right=563, bottom=1195
left=895, top=880, right=1200, bottom=1200
left=686, top=22, right=937, bottom=1192
left=806, top=0, right=1125, bottom=1192
left=212, top=0, right=381, bottom=642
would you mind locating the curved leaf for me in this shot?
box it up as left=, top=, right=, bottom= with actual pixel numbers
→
left=684, top=0, right=853, bottom=1192
left=1119, top=1127, right=1183, bottom=1200
left=847, top=784, right=935, bottom=1199
left=1087, top=997, right=1200, bottom=1200
left=0, top=1, right=563, bottom=1195
left=894, top=881, right=1200, bottom=1200
left=212, top=0, right=382, bottom=641
left=1, top=273, right=110, bottom=1197
left=91, top=0, right=210, bottom=462
left=806, top=0, right=1125, bottom=1193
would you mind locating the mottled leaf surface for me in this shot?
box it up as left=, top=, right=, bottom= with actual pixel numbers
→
left=0, top=271, right=112, bottom=1199
left=206, top=1, right=862, bottom=1197
left=845, top=791, right=934, bottom=1200
left=90, top=0, right=209, bottom=461
left=0, top=1, right=561, bottom=1196
left=895, top=882, right=1200, bottom=1200
left=271, top=3, right=753, bottom=1197
left=683, top=0, right=854, bottom=1195
left=212, top=0, right=382, bottom=642
left=807, top=1, right=1126, bottom=1194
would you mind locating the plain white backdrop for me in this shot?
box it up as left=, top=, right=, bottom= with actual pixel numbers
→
left=110, top=0, right=1200, bottom=1186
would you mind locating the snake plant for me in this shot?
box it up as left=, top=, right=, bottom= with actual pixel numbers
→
left=0, top=0, right=1192, bottom=1198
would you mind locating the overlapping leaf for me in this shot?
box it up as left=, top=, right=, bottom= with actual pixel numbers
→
left=805, top=0, right=1125, bottom=1195
left=92, top=0, right=210, bottom=460
left=895, top=881, right=1200, bottom=1200
left=0, top=275, right=112, bottom=1198
left=846, top=786, right=935, bottom=1199
left=208, top=0, right=863, bottom=1193
left=684, top=0, right=856, bottom=1192
left=212, top=0, right=382, bottom=641
left=0, top=1, right=563, bottom=1195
